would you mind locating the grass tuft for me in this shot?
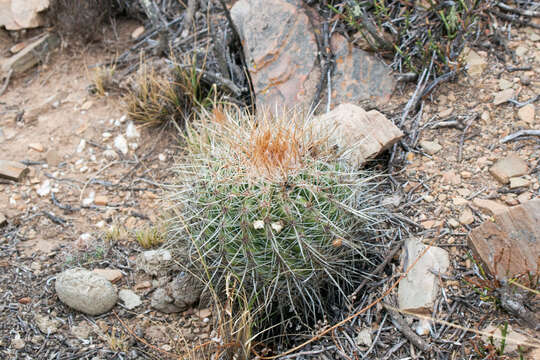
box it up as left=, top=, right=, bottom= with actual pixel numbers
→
left=136, top=224, right=166, bottom=249
left=126, top=55, right=216, bottom=127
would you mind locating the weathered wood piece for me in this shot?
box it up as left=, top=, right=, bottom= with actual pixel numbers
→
left=468, top=199, right=540, bottom=280
left=1, top=33, right=59, bottom=74
left=0, top=160, right=29, bottom=181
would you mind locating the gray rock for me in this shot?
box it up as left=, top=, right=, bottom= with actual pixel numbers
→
left=493, top=89, right=514, bottom=105
left=150, top=288, right=183, bottom=313
left=118, top=289, right=142, bottom=310
left=150, top=273, right=204, bottom=314
left=71, top=322, right=93, bottom=339
left=55, top=268, right=118, bottom=315
left=136, top=249, right=173, bottom=276
left=169, top=273, right=203, bottom=310
left=419, top=140, right=442, bottom=155
left=398, top=238, right=449, bottom=312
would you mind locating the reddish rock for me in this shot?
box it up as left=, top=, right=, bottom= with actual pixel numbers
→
left=468, top=199, right=540, bottom=280
left=94, top=195, right=109, bottom=206
left=472, top=198, right=508, bottom=216
left=489, top=153, right=528, bottom=184
left=231, top=0, right=319, bottom=110
left=231, top=0, right=395, bottom=111
left=0, top=160, right=28, bottom=182
left=92, top=268, right=123, bottom=283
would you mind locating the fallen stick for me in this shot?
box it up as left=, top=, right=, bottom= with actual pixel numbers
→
left=496, top=2, right=540, bottom=17
left=383, top=303, right=436, bottom=354
left=0, top=69, right=13, bottom=96
left=457, top=113, right=477, bottom=162
left=500, top=129, right=540, bottom=143
left=508, top=93, right=540, bottom=108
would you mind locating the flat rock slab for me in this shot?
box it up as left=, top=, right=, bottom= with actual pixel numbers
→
left=398, top=237, right=450, bottom=313
left=1, top=33, right=59, bottom=74
left=0, top=160, right=28, bottom=181
left=312, top=103, right=403, bottom=166
left=469, top=199, right=540, bottom=280
left=489, top=153, right=528, bottom=184
left=472, top=198, right=508, bottom=216
left=231, top=0, right=394, bottom=111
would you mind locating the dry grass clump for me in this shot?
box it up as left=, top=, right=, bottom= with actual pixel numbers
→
left=136, top=224, right=166, bottom=249
left=126, top=56, right=216, bottom=127
left=91, top=64, right=116, bottom=96
left=166, top=105, right=388, bottom=346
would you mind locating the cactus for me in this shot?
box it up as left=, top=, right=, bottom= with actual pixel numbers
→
left=167, top=106, right=386, bottom=339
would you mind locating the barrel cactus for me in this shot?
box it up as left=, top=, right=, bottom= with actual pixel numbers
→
left=167, top=106, right=386, bottom=339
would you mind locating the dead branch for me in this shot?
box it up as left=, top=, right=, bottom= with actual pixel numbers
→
left=0, top=69, right=13, bottom=97
left=382, top=303, right=436, bottom=354
left=496, top=2, right=540, bottom=17
left=458, top=113, right=477, bottom=162
left=508, top=93, right=540, bottom=108
left=183, top=0, right=199, bottom=33
left=500, top=129, right=540, bottom=143
left=489, top=9, right=540, bottom=29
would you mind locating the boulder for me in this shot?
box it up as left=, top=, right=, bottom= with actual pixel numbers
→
left=231, top=0, right=319, bottom=110
left=55, top=268, right=118, bottom=315
left=327, top=34, right=395, bottom=108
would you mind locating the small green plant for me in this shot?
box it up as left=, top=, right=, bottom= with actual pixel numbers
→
left=167, top=105, right=387, bottom=343
left=329, top=0, right=482, bottom=74
left=136, top=224, right=166, bottom=249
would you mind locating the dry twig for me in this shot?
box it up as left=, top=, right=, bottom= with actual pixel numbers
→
left=500, top=129, right=540, bottom=143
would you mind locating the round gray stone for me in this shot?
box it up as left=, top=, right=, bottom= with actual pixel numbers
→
left=55, top=268, right=118, bottom=315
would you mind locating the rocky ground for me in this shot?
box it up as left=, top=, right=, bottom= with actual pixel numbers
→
left=1, top=6, right=540, bottom=360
